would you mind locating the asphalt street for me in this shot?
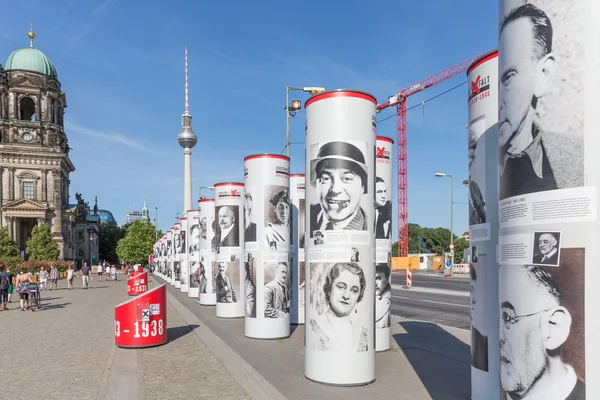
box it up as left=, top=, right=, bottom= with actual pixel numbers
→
left=391, top=270, right=471, bottom=330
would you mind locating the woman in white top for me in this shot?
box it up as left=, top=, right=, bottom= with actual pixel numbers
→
left=66, top=265, right=74, bottom=290
left=38, top=266, right=48, bottom=291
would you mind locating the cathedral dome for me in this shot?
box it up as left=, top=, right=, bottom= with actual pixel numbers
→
left=5, top=30, right=57, bottom=78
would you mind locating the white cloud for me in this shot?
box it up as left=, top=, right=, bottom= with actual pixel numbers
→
left=65, top=120, right=159, bottom=154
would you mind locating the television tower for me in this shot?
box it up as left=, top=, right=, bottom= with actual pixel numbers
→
left=178, top=46, right=197, bottom=212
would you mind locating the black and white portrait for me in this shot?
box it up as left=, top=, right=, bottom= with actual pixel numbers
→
left=210, top=220, right=217, bottom=253
left=189, top=261, right=199, bottom=288
left=179, top=231, right=186, bottom=254
left=245, top=253, right=256, bottom=318
left=309, top=141, right=369, bottom=237
left=174, top=261, right=181, bottom=282
left=174, top=232, right=183, bottom=255
left=215, top=259, right=239, bottom=303
left=308, top=262, right=369, bottom=352
left=264, top=261, right=290, bottom=318
left=350, top=247, right=360, bottom=263
left=212, top=205, right=240, bottom=251
left=499, top=255, right=585, bottom=400
left=472, top=245, right=479, bottom=264
left=166, top=239, right=172, bottom=257
left=375, top=177, right=392, bottom=239
left=532, top=232, right=561, bottom=266
left=244, top=191, right=257, bottom=243
left=298, top=199, right=305, bottom=249
left=470, top=263, right=488, bottom=372
left=189, top=223, right=200, bottom=253
left=499, top=3, right=584, bottom=200
left=375, top=263, right=391, bottom=329
left=264, top=186, right=290, bottom=249
left=468, top=116, right=487, bottom=225
left=313, top=230, right=324, bottom=246
left=198, top=217, right=209, bottom=250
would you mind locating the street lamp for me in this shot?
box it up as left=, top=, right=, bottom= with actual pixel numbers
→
left=435, top=172, right=454, bottom=275
left=89, top=233, right=94, bottom=267
left=154, top=207, right=159, bottom=240
left=199, top=186, right=215, bottom=201
left=285, top=86, right=325, bottom=157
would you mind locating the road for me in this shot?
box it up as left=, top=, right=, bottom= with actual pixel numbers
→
left=390, top=270, right=471, bottom=330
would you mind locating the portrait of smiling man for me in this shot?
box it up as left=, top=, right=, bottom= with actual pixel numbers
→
left=309, top=141, right=369, bottom=237
left=533, top=232, right=560, bottom=266
left=498, top=3, right=583, bottom=200
left=499, top=264, right=584, bottom=399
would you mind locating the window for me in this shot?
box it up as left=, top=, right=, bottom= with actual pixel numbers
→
left=22, top=181, right=34, bottom=199
left=20, top=97, right=36, bottom=121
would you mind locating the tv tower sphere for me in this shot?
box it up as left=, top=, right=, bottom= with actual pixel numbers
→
left=178, top=114, right=197, bottom=148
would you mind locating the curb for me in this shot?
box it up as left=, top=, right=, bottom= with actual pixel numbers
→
left=165, top=288, right=288, bottom=400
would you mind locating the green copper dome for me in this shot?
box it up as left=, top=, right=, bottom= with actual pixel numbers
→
left=5, top=30, right=57, bottom=78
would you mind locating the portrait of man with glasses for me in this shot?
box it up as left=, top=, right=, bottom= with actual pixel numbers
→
left=499, top=265, right=584, bottom=399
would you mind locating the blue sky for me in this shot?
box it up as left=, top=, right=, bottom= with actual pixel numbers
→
left=1, top=0, right=497, bottom=238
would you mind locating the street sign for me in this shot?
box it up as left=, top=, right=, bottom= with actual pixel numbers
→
left=445, top=260, right=451, bottom=267
left=449, top=243, right=454, bottom=250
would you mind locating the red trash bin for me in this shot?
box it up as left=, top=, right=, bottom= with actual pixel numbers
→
left=127, top=271, right=148, bottom=296
left=115, top=283, right=167, bottom=348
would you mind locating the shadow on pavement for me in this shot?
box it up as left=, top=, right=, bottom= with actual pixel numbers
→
left=42, top=302, right=72, bottom=310
left=393, top=321, right=471, bottom=400
left=40, top=297, right=61, bottom=301
left=167, top=324, right=200, bottom=343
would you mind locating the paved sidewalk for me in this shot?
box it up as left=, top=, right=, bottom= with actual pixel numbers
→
left=2, top=274, right=248, bottom=400
left=156, top=276, right=472, bottom=400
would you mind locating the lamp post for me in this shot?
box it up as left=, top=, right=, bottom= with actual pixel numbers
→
left=435, top=172, right=454, bottom=275
left=285, top=86, right=325, bottom=157
left=89, top=233, right=94, bottom=268
left=155, top=207, right=159, bottom=240
left=199, top=186, right=215, bottom=200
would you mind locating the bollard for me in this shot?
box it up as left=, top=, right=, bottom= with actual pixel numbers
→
left=115, top=283, right=167, bottom=348
left=127, top=271, right=148, bottom=296
left=406, top=268, right=412, bottom=288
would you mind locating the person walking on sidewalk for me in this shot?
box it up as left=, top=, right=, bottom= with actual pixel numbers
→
left=38, top=266, right=48, bottom=291
left=110, top=265, right=117, bottom=281
left=5, top=266, right=14, bottom=304
left=97, top=264, right=103, bottom=281
left=67, top=265, right=74, bottom=290
left=81, top=262, right=91, bottom=289
left=105, top=264, right=110, bottom=281
left=0, top=262, right=9, bottom=311
left=49, top=265, right=58, bottom=290
left=14, top=268, right=33, bottom=311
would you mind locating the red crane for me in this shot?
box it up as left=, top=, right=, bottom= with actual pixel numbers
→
left=377, top=53, right=486, bottom=257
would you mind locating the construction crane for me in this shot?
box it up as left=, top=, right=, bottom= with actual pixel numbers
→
left=377, top=53, right=487, bottom=257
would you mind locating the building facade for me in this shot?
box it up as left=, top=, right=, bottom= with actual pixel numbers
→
left=0, top=30, right=99, bottom=261
left=124, top=200, right=150, bottom=225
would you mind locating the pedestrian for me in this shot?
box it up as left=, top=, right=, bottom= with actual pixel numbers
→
left=49, top=265, right=58, bottom=290
left=111, top=265, right=117, bottom=281
left=81, top=262, right=91, bottom=289
left=105, top=264, right=110, bottom=281
left=0, top=262, right=9, bottom=311
left=14, top=268, right=33, bottom=311
left=67, top=265, right=74, bottom=290
left=5, top=266, right=14, bottom=304
left=97, top=264, right=103, bottom=281
left=39, top=266, right=48, bottom=291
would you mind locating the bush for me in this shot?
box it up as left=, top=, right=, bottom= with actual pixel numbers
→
left=0, top=259, right=72, bottom=275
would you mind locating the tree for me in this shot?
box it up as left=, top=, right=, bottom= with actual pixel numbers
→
left=116, top=220, right=159, bottom=264
left=0, top=227, right=19, bottom=258
left=394, top=222, right=469, bottom=259
left=99, top=222, right=126, bottom=262
left=26, top=223, right=60, bottom=260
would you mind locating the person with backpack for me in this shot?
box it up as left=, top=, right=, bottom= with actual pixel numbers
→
left=0, top=262, right=9, bottom=311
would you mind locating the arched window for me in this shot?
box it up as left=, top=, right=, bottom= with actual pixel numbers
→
left=50, top=98, right=55, bottom=123
left=20, top=97, right=35, bottom=121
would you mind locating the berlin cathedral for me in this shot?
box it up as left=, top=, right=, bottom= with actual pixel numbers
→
left=0, top=30, right=99, bottom=262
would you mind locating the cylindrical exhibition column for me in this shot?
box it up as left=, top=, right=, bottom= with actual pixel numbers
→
left=159, top=235, right=166, bottom=279
left=187, top=210, right=200, bottom=298
left=115, top=284, right=168, bottom=348
left=304, top=89, right=376, bottom=386
left=290, top=174, right=306, bottom=325
left=467, top=50, right=500, bottom=399
left=179, top=216, right=189, bottom=293
left=243, top=154, right=291, bottom=339
left=174, top=222, right=182, bottom=289
left=375, top=136, right=393, bottom=352
left=167, top=229, right=174, bottom=285
left=214, top=182, right=245, bottom=318
left=198, top=199, right=216, bottom=305
left=498, top=2, right=594, bottom=399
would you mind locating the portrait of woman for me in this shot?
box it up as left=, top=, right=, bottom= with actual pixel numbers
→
left=264, top=188, right=290, bottom=249
left=309, top=262, right=368, bottom=352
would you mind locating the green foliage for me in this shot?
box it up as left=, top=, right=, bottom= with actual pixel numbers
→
left=99, top=222, right=127, bottom=262
left=26, top=223, right=60, bottom=260
left=0, top=227, right=19, bottom=258
left=395, top=223, right=469, bottom=260
left=391, top=242, right=398, bottom=257
left=116, top=220, right=159, bottom=264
